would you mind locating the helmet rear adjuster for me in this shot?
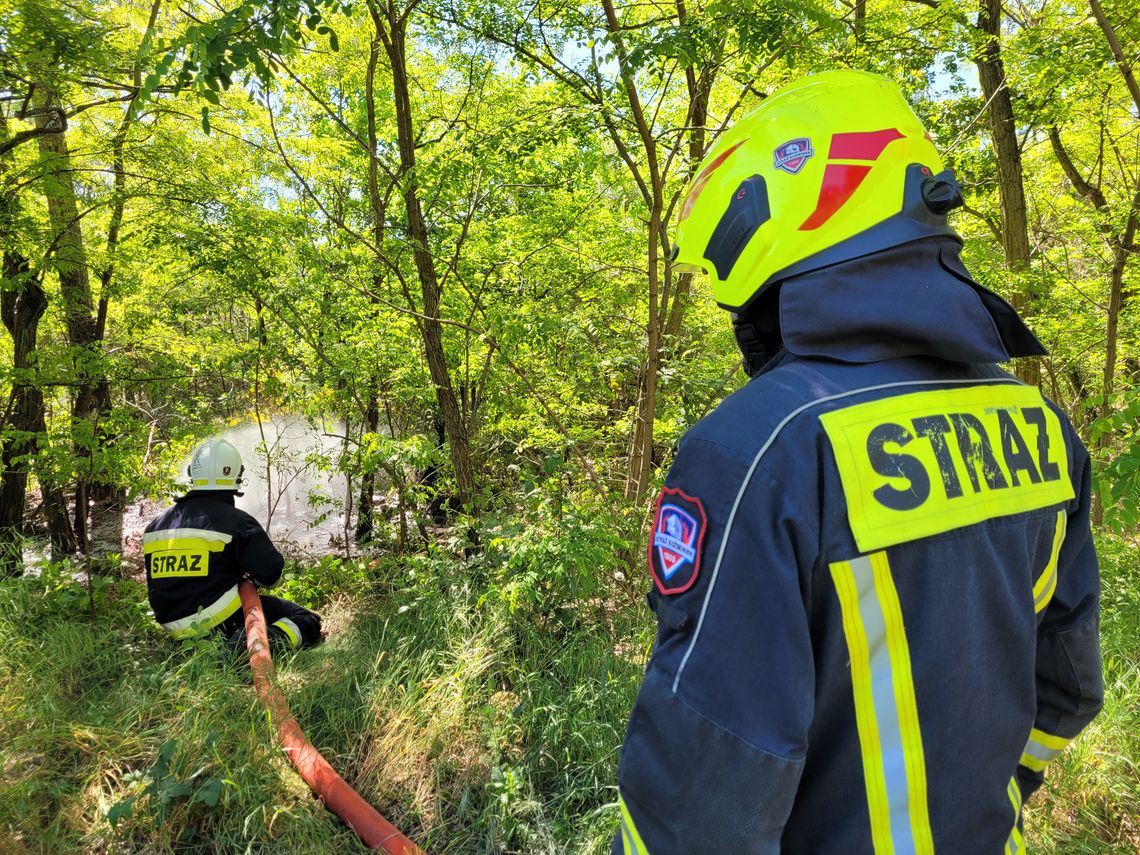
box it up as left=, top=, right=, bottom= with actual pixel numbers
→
left=738, top=164, right=963, bottom=313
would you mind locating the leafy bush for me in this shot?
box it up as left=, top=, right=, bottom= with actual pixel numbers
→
left=485, top=471, right=633, bottom=625
left=1092, top=392, right=1140, bottom=533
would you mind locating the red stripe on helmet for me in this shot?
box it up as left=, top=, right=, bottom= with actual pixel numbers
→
left=679, top=138, right=749, bottom=222
left=828, top=128, right=904, bottom=161
left=799, top=164, right=872, bottom=231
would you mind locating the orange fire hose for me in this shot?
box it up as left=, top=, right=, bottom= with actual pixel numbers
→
left=239, top=581, right=426, bottom=853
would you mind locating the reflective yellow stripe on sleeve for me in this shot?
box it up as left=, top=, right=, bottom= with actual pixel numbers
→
left=831, top=551, right=934, bottom=855
left=272, top=618, right=302, bottom=649
left=160, top=585, right=242, bottom=639
left=618, top=795, right=648, bottom=855
left=1032, top=511, right=1066, bottom=614
left=1019, top=727, right=1072, bottom=772
left=1004, top=775, right=1024, bottom=855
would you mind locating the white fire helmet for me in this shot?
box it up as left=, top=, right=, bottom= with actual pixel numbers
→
left=186, top=438, right=244, bottom=491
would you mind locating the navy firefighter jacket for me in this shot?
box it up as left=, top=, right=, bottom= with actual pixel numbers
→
left=614, top=239, right=1103, bottom=855
left=144, top=491, right=284, bottom=638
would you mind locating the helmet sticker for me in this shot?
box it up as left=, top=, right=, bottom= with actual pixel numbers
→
left=648, top=487, right=708, bottom=595
left=223, top=466, right=231, bottom=475
left=774, top=138, right=814, bottom=174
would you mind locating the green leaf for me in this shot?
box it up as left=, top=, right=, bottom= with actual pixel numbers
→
left=191, top=778, right=224, bottom=807
left=200, top=106, right=211, bottom=135
left=106, top=796, right=135, bottom=829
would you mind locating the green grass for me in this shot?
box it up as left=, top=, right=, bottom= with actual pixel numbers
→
left=1023, top=535, right=1140, bottom=854
left=0, top=555, right=647, bottom=853
left=0, top=536, right=1136, bottom=853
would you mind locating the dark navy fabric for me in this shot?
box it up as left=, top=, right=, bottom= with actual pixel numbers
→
left=779, top=239, right=1045, bottom=365
left=215, top=593, right=323, bottom=650
left=614, top=244, right=1102, bottom=854
left=145, top=492, right=285, bottom=625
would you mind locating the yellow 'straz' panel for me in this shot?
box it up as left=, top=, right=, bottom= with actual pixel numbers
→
left=820, top=384, right=1074, bottom=552
left=143, top=528, right=231, bottom=578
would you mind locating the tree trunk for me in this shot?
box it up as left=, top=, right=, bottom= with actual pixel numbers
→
left=974, top=0, right=1038, bottom=385
left=1085, top=0, right=1140, bottom=525
left=1, top=113, right=71, bottom=572
left=374, top=2, right=477, bottom=511
left=1088, top=0, right=1140, bottom=114
left=1102, top=204, right=1138, bottom=427
left=626, top=203, right=662, bottom=501
left=1049, top=126, right=1140, bottom=433
left=663, top=56, right=715, bottom=345
left=599, top=0, right=665, bottom=502
left=356, top=394, right=381, bottom=542
left=0, top=240, right=48, bottom=576
left=356, top=25, right=389, bottom=544
left=35, top=86, right=113, bottom=552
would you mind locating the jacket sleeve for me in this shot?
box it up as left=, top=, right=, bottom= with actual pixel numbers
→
left=1017, top=424, right=1103, bottom=801
left=614, top=438, right=818, bottom=855
left=238, top=517, right=285, bottom=588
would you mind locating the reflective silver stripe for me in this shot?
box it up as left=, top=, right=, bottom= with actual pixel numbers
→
left=1019, top=727, right=1071, bottom=772
left=272, top=618, right=302, bottom=648
left=144, top=528, right=232, bottom=545
left=672, top=376, right=1022, bottom=692
left=832, top=553, right=933, bottom=855
left=1032, top=566, right=1056, bottom=612
left=850, top=556, right=919, bottom=855
left=160, top=585, right=241, bottom=637
left=1022, top=740, right=1063, bottom=766
left=618, top=796, right=647, bottom=854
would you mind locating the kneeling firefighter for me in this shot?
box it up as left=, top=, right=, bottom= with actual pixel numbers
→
left=144, top=438, right=322, bottom=652
left=613, top=71, right=1103, bottom=853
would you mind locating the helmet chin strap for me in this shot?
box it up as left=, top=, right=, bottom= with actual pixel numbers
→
left=731, top=312, right=772, bottom=377
left=731, top=286, right=785, bottom=377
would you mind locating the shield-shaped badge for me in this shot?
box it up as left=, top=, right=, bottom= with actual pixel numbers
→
left=774, top=138, right=814, bottom=175
left=648, top=487, right=708, bottom=595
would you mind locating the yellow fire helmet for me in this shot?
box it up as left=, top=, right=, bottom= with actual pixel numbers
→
left=672, top=69, right=963, bottom=312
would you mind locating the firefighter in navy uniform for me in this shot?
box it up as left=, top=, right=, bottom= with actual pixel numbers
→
left=614, top=71, right=1103, bottom=854
left=144, top=438, right=322, bottom=652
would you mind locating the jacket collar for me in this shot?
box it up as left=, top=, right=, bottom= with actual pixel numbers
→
left=775, top=237, right=1046, bottom=365
left=176, top=491, right=236, bottom=505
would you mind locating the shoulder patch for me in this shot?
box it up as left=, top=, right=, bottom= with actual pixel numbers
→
left=648, top=487, right=708, bottom=595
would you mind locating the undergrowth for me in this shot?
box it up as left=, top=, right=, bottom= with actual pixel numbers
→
left=1023, top=535, right=1140, bottom=854
left=0, top=533, right=1136, bottom=853
left=0, top=545, right=646, bottom=854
